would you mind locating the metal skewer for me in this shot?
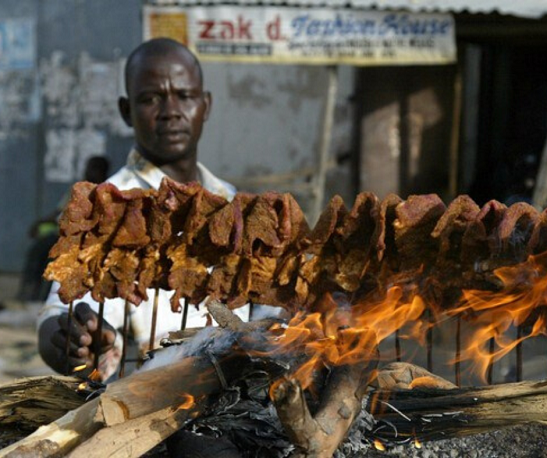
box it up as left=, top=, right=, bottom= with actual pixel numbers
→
left=487, top=337, right=495, bottom=385
left=180, top=296, right=189, bottom=330
left=248, top=301, right=255, bottom=322
left=395, top=328, right=401, bottom=362
left=149, top=288, right=160, bottom=352
left=516, top=324, right=523, bottom=382
left=93, top=302, right=105, bottom=371
left=427, top=310, right=433, bottom=373
left=119, top=299, right=130, bottom=379
left=65, top=301, right=74, bottom=375
left=455, top=314, right=461, bottom=386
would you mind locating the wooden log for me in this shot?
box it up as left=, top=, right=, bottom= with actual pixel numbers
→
left=0, top=375, right=84, bottom=439
left=0, top=352, right=245, bottom=457
left=368, top=379, right=547, bottom=444
left=273, top=362, right=374, bottom=458
left=0, top=397, right=102, bottom=458
left=374, top=362, right=457, bottom=390
left=4, top=359, right=547, bottom=457
left=67, top=404, right=192, bottom=457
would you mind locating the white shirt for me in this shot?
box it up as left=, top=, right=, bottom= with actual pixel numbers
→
left=38, top=149, right=250, bottom=377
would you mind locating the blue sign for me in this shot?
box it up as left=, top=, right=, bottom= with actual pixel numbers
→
left=0, top=19, right=35, bottom=70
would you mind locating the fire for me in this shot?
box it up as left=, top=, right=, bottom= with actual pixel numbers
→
left=414, top=437, right=422, bottom=449
left=448, top=254, right=547, bottom=381
left=409, top=376, right=443, bottom=389
left=263, top=252, right=547, bottom=389
left=176, top=393, right=195, bottom=410
left=88, top=369, right=102, bottom=382
left=373, top=439, right=386, bottom=451
left=73, top=364, right=87, bottom=373
left=263, top=286, right=427, bottom=390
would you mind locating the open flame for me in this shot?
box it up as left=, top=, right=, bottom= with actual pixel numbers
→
left=373, top=439, right=386, bottom=451
left=176, top=393, right=195, bottom=411
left=263, top=252, right=547, bottom=388
left=448, top=252, right=547, bottom=381
left=73, top=364, right=87, bottom=373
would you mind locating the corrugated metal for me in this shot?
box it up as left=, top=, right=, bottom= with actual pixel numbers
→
left=148, top=0, right=547, bottom=19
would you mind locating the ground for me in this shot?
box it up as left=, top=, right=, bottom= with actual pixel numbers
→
left=0, top=273, right=53, bottom=383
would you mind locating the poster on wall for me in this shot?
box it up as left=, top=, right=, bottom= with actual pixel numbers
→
left=0, top=18, right=35, bottom=70
left=143, top=5, right=456, bottom=66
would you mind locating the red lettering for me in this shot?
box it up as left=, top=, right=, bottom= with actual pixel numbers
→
left=197, top=17, right=253, bottom=41
left=198, top=20, right=215, bottom=40
left=266, top=15, right=284, bottom=41
left=237, top=16, right=252, bottom=40
left=220, top=21, right=234, bottom=40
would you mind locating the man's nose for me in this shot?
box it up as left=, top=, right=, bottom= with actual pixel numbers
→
left=160, top=94, right=183, bottom=119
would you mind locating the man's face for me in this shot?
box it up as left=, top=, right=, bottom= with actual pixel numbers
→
left=121, top=50, right=211, bottom=166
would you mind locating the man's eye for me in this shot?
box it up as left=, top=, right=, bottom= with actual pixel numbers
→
left=178, top=92, right=198, bottom=100
left=140, top=95, right=160, bottom=104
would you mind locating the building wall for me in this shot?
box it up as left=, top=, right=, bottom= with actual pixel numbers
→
left=355, top=65, right=457, bottom=200
left=0, top=0, right=354, bottom=272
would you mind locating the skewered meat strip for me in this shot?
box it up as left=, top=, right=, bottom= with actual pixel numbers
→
left=393, top=194, right=446, bottom=272
left=376, top=193, right=404, bottom=278
left=46, top=178, right=547, bottom=316
left=242, top=193, right=282, bottom=257
left=420, top=195, right=482, bottom=306
left=57, top=181, right=98, bottom=235
left=333, top=192, right=382, bottom=292
left=111, top=189, right=153, bottom=248
left=304, top=195, right=347, bottom=252
left=299, top=196, right=348, bottom=304
left=457, top=199, right=507, bottom=292
left=167, top=187, right=229, bottom=309
left=497, top=202, right=540, bottom=262
left=431, top=195, right=481, bottom=257
left=240, top=192, right=311, bottom=309
left=167, top=243, right=210, bottom=311
left=529, top=208, right=547, bottom=255
left=44, top=234, right=89, bottom=303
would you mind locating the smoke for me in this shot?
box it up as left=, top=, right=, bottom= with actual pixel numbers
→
left=136, top=327, right=239, bottom=373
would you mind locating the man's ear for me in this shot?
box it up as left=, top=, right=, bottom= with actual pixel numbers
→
left=118, top=96, right=132, bottom=127
left=203, top=91, right=212, bottom=122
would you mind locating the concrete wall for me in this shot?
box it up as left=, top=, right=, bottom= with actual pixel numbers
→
left=355, top=65, right=456, bottom=200
left=0, top=0, right=355, bottom=272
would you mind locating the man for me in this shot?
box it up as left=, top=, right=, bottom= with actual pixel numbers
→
left=37, top=38, right=249, bottom=380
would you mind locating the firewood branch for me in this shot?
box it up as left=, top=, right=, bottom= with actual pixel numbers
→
left=368, top=379, right=547, bottom=444
left=0, top=353, right=239, bottom=457
left=273, top=363, right=373, bottom=458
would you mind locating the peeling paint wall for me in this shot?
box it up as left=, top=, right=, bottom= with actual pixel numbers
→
left=41, top=51, right=131, bottom=183
left=0, top=0, right=141, bottom=272
left=201, top=62, right=355, bottom=213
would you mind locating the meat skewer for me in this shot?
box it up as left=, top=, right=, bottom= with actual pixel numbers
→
left=93, top=302, right=105, bottom=371
left=149, top=288, right=160, bottom=352
left=180, top=297, right=189, bottom=331
left=517, top=324, right=523, bottom=382
left=44, top=180, right=547, bottom=385
left=119, top=299, right=130, bottom=378
left=455, top=314, right=461, bottom=386
left=487, top=337, right=495, bottom=384
left=65, top=301, right=74, bottom=375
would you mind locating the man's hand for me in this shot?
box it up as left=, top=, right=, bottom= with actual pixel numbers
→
left=38, top=302, right=116, bottom=376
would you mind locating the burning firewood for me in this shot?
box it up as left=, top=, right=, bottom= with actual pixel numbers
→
left=3, top=353, right=547, bottom=457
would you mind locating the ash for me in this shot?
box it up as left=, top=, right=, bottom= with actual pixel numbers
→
left=337, top=420, right=547, bottom=457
